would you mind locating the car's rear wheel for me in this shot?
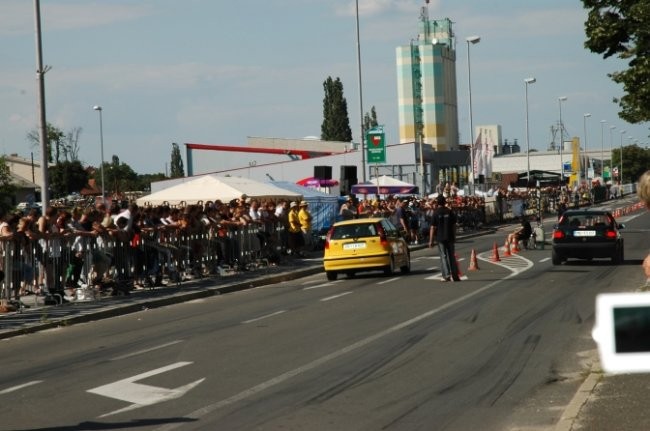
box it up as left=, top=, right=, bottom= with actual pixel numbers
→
left=400, top=253, right=411, bottom=274
left=384, top=256, right=395, bottom=275
left=611, top=246, right=623, bottom=264
left=552, top=249, right=562, bottom=265
left=326, top=271, right=338, bottom=281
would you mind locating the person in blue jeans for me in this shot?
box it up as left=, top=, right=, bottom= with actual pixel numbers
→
left=432, top=195, right=460, bottom=282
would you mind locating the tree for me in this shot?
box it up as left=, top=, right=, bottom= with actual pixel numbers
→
left=94, top=155, right=138, bottom=197
left=0, top=156, right=16, bottom=214
left=582, top=0, right=650, bottom=124
left=170, top=143, right=185, bottom=178
left=49, top=160, right=88, bottom=198
left=363, top=106, right=379, bottom=132
left=27, top=123, right=82, bottom=163
left=611, top=143, right=650, bottom=184
left=321, top=76, right=353, bottom=142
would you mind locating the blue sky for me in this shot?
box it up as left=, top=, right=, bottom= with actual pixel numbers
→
left=1, top=0, right=648, bottom=175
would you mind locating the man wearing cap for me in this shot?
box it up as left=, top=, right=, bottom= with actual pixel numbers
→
left=298, top=200, right=313, bottom=251
left=432, top=195, right=460, bottom=282
left=288, top=201, right=304, bottom=256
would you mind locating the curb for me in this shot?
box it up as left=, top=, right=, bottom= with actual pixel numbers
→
left=554, top=362, right=602, bottom=431
left=0, top=266, right=323, bottom=340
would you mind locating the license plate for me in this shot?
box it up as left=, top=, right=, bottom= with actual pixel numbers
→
left=574, top=230, right=596, bottom=237
left=343, top=242, right=366, bottom=250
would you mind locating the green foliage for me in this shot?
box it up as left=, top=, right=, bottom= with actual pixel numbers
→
left=170, top=143, right=185, bottom=178
left=49, top=161, right=88, bottom=198
left=363, top=106, right=378, bottom=132
left=321, top=76, right=353, bottom=142
left=0, top=156, right=16, bottom=214
left=135, top=173, right=167, bottom=192
left=26, top=123, right=82, bottom=163
left=582, top=0, right=650, bottom=124
left=611, top=144, right=650, bottom=184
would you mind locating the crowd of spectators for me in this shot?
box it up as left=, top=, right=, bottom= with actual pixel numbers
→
left=0, top=180, right=620, bottom=310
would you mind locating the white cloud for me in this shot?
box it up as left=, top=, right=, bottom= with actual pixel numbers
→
left=0, top=0, right=153, bottom=36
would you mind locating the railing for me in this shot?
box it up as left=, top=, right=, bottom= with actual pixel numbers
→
left=0, top=223, right=287, bottom=307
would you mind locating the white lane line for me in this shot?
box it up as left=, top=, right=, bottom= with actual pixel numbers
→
left=0, top=380, right=42, bottom=394
left=152, top=273, right=517, bottom=431
left=320, top=291, right=353, bottom=302
left=111, top=340, right=184, bottom=361
left=539, top=257, right=551, bottom=263
left=242, top=310, right=287, bottom=324
left=377, top=277, right=400, bottom=285
left=303, top=282, right=337, bottom=290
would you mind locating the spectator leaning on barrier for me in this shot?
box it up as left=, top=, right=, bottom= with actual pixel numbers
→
left=298, top=201, right=313, bottom=249
left=287, top=201, right=304, bottom=257
left=637, top=170, right=650, bottom=281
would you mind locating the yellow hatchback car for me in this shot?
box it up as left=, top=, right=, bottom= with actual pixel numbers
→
left=323, top=217, right=411, bottom=281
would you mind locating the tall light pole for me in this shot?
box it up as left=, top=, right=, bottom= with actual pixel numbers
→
left=620, top=130, right=626, bottom=185
left=600, top=120, right=606, bottom=178
left=609, top=125, right=616, bottom=177
left=93, top=105, right=106, bottom=205
left=466, top=35, right=480, bottom=192
left=524, top=77, right=536, bottom=184
left=34, top=0, right=50, bottom=207
left=558, top=96, right=567, bottom=184
left=355, top=0, right=366, bottom=183
left=583, top=113, right=591, bottom=186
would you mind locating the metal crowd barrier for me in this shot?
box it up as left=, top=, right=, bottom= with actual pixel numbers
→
left=0, top=222, right=288, bottom=307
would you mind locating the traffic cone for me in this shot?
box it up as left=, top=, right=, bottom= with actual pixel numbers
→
left=503, top=238, right=512, bottom=257
left=468, top=249, right=480, bottom=270
left=511, top=238, right=521, bottom=253
left=491, top=241, right=501, bottom=262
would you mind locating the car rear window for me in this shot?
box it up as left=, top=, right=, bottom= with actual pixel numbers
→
left=331, top=223, right=378, bottom=239
left=560, top=213, right=612, bottom=228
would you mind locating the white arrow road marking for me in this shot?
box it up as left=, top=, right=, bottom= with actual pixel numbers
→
left=88, top=362, right=205, bottom=418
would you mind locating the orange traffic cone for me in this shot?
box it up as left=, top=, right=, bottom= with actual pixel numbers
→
left=491, top=241, right=501, bottom=262
left=503, top=238, right=512, bottom=257
left=468, top=249, right=480, bottom=270
left=511, top=238, right=521, bottom=253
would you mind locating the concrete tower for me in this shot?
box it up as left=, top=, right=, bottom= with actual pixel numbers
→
left=396, top=9, right=459, bottom=151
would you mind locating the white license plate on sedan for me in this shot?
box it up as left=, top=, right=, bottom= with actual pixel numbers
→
left=343, top=242, right=366, bottom=250
left=574, top=230, right=596, bottom=237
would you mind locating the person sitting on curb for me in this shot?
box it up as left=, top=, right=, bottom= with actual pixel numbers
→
left=507, top=216, right=533, bottom=249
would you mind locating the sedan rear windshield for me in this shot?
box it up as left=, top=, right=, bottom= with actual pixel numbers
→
left=560, top=213, right=613, bottom=228
left=331, top=223, right=378, bottom=240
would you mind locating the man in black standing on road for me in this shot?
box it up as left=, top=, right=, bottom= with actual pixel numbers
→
left=432, top=195, right=460, bottom=282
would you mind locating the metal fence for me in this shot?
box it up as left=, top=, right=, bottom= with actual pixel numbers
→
left=0, top=222, right=287, bottom=307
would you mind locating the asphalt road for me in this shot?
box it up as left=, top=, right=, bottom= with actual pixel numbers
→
left=0, top=201, right=647, bottom=431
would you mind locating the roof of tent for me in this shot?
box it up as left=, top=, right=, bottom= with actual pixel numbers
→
left=136, top=175, right=301, bottom=206
left=351, top=175, right=417, bottom=195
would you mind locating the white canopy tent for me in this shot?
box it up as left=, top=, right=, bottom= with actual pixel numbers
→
left=136, top=175, right=301, bottom=206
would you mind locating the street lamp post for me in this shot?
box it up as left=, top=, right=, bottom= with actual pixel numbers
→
left=609, top=125, right=616, bottom=178
left=620, top=130, right=626, bottom=185
left=355, top=0, right=366, bottom=183
left=600, top=120, right=606, bottom=178
left=583, top=113, right=591, bottom=187
left=466, top=35, right=480, bottom=192
left=558, top=96, right=567, bottom=184
left=92, top=105, right=106, bottom=205
left=524, top=77, right=536, bottom=185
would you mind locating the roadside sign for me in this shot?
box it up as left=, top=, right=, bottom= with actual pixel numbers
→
left=366, top=129, right=386, bottom=164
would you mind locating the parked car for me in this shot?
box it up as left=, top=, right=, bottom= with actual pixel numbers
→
left=551, top=209, right=624, bottom=265
left=323, top=217, right=411, bottom=281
